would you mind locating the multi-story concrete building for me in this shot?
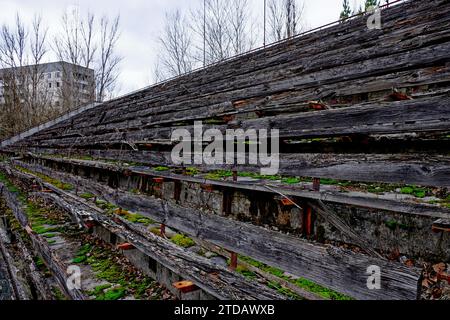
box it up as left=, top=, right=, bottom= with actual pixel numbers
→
left=0, top=61, right=95, bottom=108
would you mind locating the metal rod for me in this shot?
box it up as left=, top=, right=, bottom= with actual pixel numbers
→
left=263, top=0, right=267, bottom=47
left=203, top=0, right=206, bottom=67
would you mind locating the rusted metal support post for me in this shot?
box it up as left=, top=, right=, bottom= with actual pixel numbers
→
left=302, top=202, right=314, bottom=238
left=160, top=223, right=166, bottom=237
left=232, top=168, right=238, bottom=182
left=229, top=251, right=238, bottom=271
left=313, top=178, right=321, bottom=191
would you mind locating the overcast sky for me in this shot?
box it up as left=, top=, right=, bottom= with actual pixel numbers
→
left=0, top=0, right=370, bottom=95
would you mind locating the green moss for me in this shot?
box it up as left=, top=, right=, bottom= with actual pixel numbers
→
left=97, top=287, right=126, bottom=301
left=33, top=225, right=60, bottom=235
left=43, top=233, right=57, bottom=239
left=150, top=227, right=162, bottom=236
left=14, top=166, right=74, bottom=191
left=95, top=200, right=117, bottom=213
left=185, top=167, right=199, bottom=176
left=267, top=280, right=303, bottom=300
left=52, top=287, right=67, bottom=300
left=88, top=284, right=112, bottom=298
left=239, top=255, right=351, bottom=300
left=236, top=265, right=258, bottom=280
left=80, top=193, right=95, bottom=200
left=281, top=177, right=301, bottom=184
left=400, top=186, right=428, bottom=198
left=72, top=244, right=92, bottom=263
left=153, top=166, right=169, bottom=172
left=120, top=212, right=155, bottom=226
left=170, top=234, right=195, bottom=248
left=292, top=278, right=352, bottom=300
left=72, top=255, right=88, bottom=263
left=205, top=170, right=233, bottom=180
left=0, top=172, right=23, bottom=195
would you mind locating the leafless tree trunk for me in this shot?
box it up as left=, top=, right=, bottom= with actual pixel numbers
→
left=192, top=0, right=232, bottom=65
left=53, top=9, right=121, bottom=104
left=26, top=15, right=51, bottom=126
left=0, top=15, right=28, bottom=136
left=229, top=0, right=256, bottom=55
left=268, top=0, right=304, bottom=42
left=158, top=10, right=194, bottom=79
left=96, top=15, right=121, bottom=102
left=0, top=14, right=54, bottom=139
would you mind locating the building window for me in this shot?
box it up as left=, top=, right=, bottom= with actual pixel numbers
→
left=47, top=73, right=52, bottom=79
left=56, top=82, right=60, bottom=88
left=57, top=72, right=61, bottom=78
left=48, top=82, right=52, bottom=88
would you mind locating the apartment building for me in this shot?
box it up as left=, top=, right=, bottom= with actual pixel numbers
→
left=0, top=61, right=95, bottom=108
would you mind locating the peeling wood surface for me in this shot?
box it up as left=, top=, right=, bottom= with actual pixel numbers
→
left=18, top=156, right=450, bottom=220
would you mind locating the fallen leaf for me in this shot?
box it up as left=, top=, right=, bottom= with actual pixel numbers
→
left=433, top=263, right=446, bottom=274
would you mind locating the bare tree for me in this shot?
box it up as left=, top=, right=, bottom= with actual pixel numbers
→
left=229, top=0, right=256, bottom=55
left=80, top=13, right=96, bottom=69
left=0, top=15, right=28, bottom=136
left=268, top=0, right=285, bottom=42
left=191, top=0, right=232, bottom=65
left=0, top=14, right=56, bottom=138
left=53, top=9, right=121, bottom=104
left=158, top=10, right=193, bottom=79
left=152, top=54, right=165, bottom=84
left=53, top=8, right=88, bottom=109
left=24, top=15, right=51, bottom=127
left=96, top=15, right=121, bottom=101
left=267, top=0, right=304, bottom=42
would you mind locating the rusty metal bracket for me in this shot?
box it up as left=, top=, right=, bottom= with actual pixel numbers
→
left=312, top=178, right=321, bottom=192
left=432, top=219, right=450, bottom=233
left=173, top=281, right=199, bottom=294
left=229, top=251, right=238, bottom=271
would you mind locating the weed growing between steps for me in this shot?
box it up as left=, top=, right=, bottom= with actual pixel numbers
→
left=72, top=235, right=173, bottom=300
left=14, top=166, right=74, bottom=191
left=238, top=255, right=352, bottom=300
left=170, top=234, right=195, bottom=248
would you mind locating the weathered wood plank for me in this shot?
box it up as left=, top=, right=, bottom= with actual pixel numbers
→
left=23, top=148, right=450, bottom=188
left=25, top=93, right=450, bottom=149
left=16, top=154, right=450, bottom=220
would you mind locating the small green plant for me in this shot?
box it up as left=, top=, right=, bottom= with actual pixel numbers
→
left=150, top=227, right=162, bottom=236
left=170, top=234, right=195, bottom=248
left=153, top=166, right=170, bottom=172
left=400, top=186, right=428, bottom=198
left=267, top=281, right=303, bottom=300
left=99, top=287, right=126, bottom=301
left=80, top=193, right=95, bottom=200
left=235, top=265, right=258, bottom=280
left=185, top=167, right=199, bottom=176
left=281, top=177, right=301, bottom=185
